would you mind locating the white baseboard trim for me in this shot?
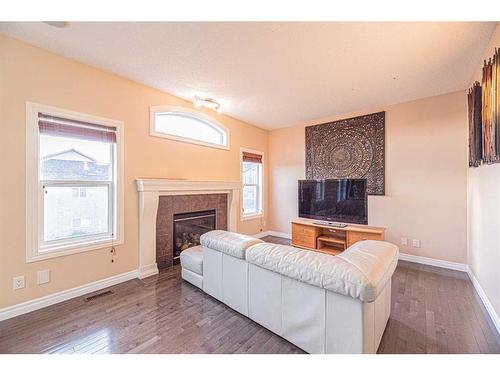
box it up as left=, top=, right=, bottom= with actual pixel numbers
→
left=253, top=230, right=292, bottom=240
left=467, top=269, right=500, bottom=335
left=138, top=263, right=159, bottom=279
left=398, top=253, right=468, bottom=272
left=0, top=269, right=138, bottom=322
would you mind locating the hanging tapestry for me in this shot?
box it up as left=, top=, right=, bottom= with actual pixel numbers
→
left=468, top=82, right=482, bottom=167
left=468, top=48, right=500, bottom=167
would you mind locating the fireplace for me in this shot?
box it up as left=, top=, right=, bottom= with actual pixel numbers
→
left=152, top=190, right=231, bottom=270
left=173, top=209, right=216, bottom=263
left=136, top=179, right=239, bottom=278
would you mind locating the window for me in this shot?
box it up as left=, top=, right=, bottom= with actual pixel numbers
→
left=26, top=103, right=124, bottom=262
left=241, top=149, right=263, bottom=219
left=150, top=106, right=229, bottom=149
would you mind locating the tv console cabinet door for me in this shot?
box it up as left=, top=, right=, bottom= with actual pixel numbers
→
left=291, top=223, right=319, bottom=249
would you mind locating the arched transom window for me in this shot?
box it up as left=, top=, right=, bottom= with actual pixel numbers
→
left=150, top=106, right=229, bottom=149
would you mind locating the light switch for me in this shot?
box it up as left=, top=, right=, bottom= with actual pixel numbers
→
left=37, top=269, right=50, bottom=285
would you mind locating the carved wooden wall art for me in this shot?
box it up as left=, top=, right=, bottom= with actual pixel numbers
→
left=305, top=111, right=385, bottom=195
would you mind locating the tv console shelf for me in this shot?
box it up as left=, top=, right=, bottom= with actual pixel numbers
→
left=291, top=218, right=385, bottom=256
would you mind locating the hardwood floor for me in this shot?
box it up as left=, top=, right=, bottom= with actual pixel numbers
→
left=0, top=265, right=302, bottom=354
left=379, top=260, right=500, bottom=353
left=0, top=235, right=498, bottom=354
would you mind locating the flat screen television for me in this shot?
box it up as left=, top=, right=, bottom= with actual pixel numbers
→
left=298, top=179, right=368, bottom=225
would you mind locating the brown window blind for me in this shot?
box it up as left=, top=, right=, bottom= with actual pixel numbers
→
left=242, top=151, right=263, bottom=164
left=38, top=112, right=117, bottom=143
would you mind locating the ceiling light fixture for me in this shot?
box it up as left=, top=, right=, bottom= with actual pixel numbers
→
left=193, top=96, right=222, bottom=114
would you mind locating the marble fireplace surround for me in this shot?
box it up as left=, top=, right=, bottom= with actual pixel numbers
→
left=136, top=179, right=241, bottom=279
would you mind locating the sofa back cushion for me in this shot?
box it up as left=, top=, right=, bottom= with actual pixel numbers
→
left=200, top=230, right=263, bottom=259
left=246, top=240, right=398, bottom=302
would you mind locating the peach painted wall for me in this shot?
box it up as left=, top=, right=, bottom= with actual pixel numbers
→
left=0, top=35, right=268, bottom=309
left=269, top=91, right=468, bottom=264
left=467, top=23, right=500, bottom=324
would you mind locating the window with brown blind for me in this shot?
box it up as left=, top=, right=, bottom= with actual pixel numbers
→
left=241, top=149, right=263, bottom=218
left=26, top=103, right=124, bottom=261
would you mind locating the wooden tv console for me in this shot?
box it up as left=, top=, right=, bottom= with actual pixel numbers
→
left=291, top=218, right=385, bottom=256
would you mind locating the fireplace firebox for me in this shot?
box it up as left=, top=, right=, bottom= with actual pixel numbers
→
left=173, top=209, right=216, bottom=263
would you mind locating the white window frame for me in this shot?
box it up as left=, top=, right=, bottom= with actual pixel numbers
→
left=149, top=105, right=230, bottom=150
left=240, top=147, right=264, bottom=221
left=26, top=102, right=124, bottom=262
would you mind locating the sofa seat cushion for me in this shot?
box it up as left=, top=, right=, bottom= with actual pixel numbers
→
left=246, top=240, right=398, bottom=302
left=200, top=230, right=263, bottom=259
left=180, top=245, right=204, bottom=275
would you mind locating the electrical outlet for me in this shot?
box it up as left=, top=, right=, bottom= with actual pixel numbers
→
left=412, top=239, right=421, bottom=248
left=37, top=269, right=50, bottom=285
left=400, top=237, right=408, bottom=246
left=13, top=275, right=25, bottom=290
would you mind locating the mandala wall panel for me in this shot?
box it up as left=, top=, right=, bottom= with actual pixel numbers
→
left=305, top=111, right=385, bottom=195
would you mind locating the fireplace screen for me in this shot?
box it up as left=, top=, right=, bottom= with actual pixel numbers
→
left=173, top=209, right=216, bottom=262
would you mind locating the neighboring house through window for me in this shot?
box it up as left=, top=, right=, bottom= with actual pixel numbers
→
left=26, top=103, right=124, bottom=261
left=241, top=149, right=263, bottom=219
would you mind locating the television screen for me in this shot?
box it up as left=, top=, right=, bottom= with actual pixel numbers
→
left=298, top=179, right=367, bottom=225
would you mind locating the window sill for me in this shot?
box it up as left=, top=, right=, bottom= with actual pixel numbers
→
left=27, top=237, right=123, bottom=263
left=150, top=130, right=230, bottom=150
left=241, top=212, right=264, bottom=221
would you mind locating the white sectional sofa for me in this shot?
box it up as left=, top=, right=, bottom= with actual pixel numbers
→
left=179, top=230, right=398, bottom=354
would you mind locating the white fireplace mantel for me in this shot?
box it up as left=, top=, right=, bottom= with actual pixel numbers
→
left=136, top=179, right=241, bottom=279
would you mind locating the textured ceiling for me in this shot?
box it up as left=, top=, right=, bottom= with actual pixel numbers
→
left=0, top=22, right=496, bottom=129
